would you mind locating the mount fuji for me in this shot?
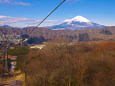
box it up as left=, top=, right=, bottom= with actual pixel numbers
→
left=48, top=16, right=105, bottom=30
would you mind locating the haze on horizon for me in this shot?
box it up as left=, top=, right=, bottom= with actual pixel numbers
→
left=0, top=0, right=115, bottom=28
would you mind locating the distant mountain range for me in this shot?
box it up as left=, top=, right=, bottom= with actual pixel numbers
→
left=0, top=26, right=115, bottom=42
left=2, top=25, right=13, bottom=28
left=1, top=16, right=105, bottom=30
left=48, top=16, right=105, bottom=30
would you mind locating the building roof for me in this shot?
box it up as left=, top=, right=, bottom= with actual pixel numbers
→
left=8, top=55, right=17, bottom=59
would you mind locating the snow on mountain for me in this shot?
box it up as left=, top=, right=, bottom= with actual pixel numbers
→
left=64, top=16, right=90, bottom=23
left=48, top=16, right=105, bottom=30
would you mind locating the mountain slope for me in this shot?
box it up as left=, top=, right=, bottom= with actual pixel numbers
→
left=2, top=25, right=13, bottom=28
left=0, top=26, right=115, bottom=42
left=48, top=16, right=105, bottom=30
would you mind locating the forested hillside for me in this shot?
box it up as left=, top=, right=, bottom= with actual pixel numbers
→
left=0, top=26, right=115, bottom=42
left=18, top=41, right=115, bottom=86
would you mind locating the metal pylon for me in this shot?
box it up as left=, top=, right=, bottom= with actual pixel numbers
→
left=3, top=41, right=10, bottom=77
left=0, top=34, right=22, bottom=77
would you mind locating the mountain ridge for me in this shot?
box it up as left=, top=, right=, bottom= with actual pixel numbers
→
left=0, top=26, right=115, bottom=42
left=48, top=16, right=105, bottom=30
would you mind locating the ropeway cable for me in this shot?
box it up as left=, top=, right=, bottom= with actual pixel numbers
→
left=28, top=0, right=66, bottom=36
left=0, top=0, right=66, bottom=43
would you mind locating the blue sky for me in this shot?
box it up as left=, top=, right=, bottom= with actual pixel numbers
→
left=0, top=0, right=115, bottom=27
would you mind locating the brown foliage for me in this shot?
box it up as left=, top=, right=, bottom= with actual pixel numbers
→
left=21, top=41, right=115, bottom=86
left=0, top=64, right=3, bottom=77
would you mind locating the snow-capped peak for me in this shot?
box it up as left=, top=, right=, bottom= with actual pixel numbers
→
left=64, top=16, right=90, bottom=24
left=48, top=16, right=105, bottom=30
left=72, top=16, right=90, bottom=22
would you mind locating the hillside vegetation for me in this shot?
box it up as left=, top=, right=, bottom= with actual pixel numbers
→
left=0, top=26, right=115, bottom=42
left=19, top=41, right=115, bottom=86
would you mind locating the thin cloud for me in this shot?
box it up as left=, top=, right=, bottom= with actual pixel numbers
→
left=0, top=0, right=30, bottom=6
left=0, top=16, right=13, bottom=19
left=0, top=16, right=30, bottom=25
left=0, top=15, right=59, bottom=26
